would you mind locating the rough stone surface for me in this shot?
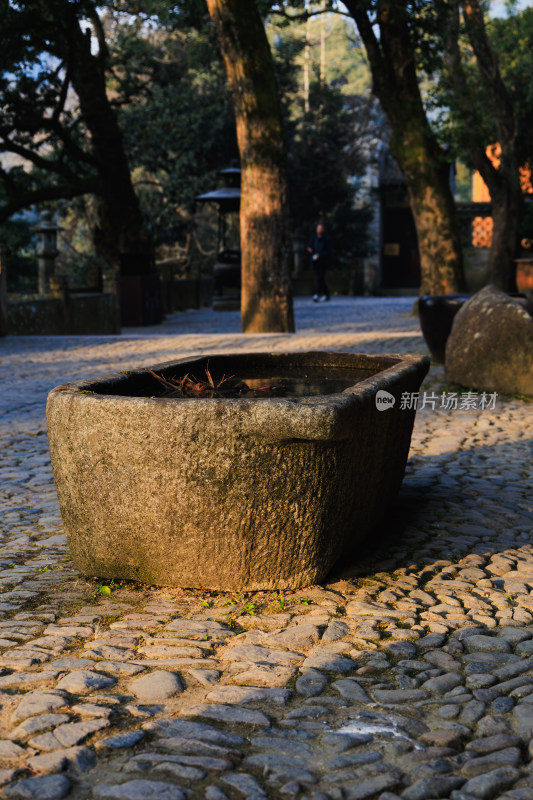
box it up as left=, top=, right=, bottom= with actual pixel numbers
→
left=0, top=297, right=532, bottom=800
left=29, top=717, right=109, bottom=749
left=46, top=351, right=428, bottom=590
left=205, top=686, right=291, bottom=705
left=445, top=285, right=533, bottom=395
left=461, top=767, right=522, bottom=798
left=220, top=772, right=267, bottom=796
left=143, top=719, right=244, bottom=747
left=128, top=671, right=183, bottom=703
left=11, top=691, right=68, bottom=722
left=179, top=704, right=271, bottom=728
left=55, top=670, right=116, bottom=695
left=93, top=780, right=187, bottom=799
left=402, top=776, right=465, bottom=800
left=3, top=775, right=71, bottom=799
left=332, top=679, right=371, bottom=703
left=0, top=741, right=27, bottom=759
left=27, top=745, right=95, bottom=774
left=97, top=730, right=145, bottom=749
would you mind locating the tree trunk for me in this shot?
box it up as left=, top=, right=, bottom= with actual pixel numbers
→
left=63, top=2, right=153, bottom=273
left=392, top=129, right=465, bottom=295
left=205, top=0, right=294, bottom=333
left=467, top=147, right=521, bottom=291
left=488, top=180, right=521, bottom=290
left=462, top=0, right=522, bottom=290
left=344, top=0, right=466, bottom=295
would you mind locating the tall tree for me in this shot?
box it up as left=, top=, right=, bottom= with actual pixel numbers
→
left=113, top=5, right=239, bottom=249
left=0, top=0, right=152, bottom=273
left=342, top=0, right=466, bottom=295
left=444, top=0, right=522, bottom=290
left=270, top=19, right=370, bottom=261
left=205, top=0, right=295, bottom=333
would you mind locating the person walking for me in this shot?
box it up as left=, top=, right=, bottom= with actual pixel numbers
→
left=307, top=223, right=332, bottom=302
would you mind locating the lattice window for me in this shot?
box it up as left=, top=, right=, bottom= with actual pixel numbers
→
left=519, top=163, right=533, bottom=194
left=472, top=216, right=493, bottom=248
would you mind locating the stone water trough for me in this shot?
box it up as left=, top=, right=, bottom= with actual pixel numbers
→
left=47, top=352, right=429, bottom=591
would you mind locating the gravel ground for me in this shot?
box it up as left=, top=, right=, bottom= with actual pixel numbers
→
left=0, top=296, right=532, bottom=800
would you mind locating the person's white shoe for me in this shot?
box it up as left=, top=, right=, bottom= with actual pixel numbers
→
left=318, top=295, right=329, bottom=302
left=312, top=294, right=319, bottom=302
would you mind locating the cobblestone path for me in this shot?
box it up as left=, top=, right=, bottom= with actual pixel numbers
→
left=0, top=297, right=532, bottom=800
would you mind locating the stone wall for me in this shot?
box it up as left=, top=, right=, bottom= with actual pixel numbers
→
left=7, top=292, right=119, bottom=336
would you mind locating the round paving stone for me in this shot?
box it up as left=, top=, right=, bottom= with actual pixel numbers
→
left=55, top=670, right=116, bottom=695
left=128, top=671, right=183, bottom=703
left=492, top=697, right=515, bottom=713
left=93, top=780, right=187, bottom=799
left=461, top=766, right=521, bottom=798
left=301, top=654, right=356, bottom=673
left=515, top=640, right=533, bottom=656
left=295, top=669, right=327, bottom=698
left=383, top=641, right=417, bottom=659
left=3, top=774, right=72, bottom=799
left=463, top=636, right=512, bottom=654
left=96, top=730, right=145, bottom=749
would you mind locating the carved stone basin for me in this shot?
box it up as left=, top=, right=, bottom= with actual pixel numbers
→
left=47, top=351, right=429, bottom=590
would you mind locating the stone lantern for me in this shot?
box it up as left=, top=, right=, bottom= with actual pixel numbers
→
left=196, top=167, right=241, bottom=310
left=35, top=210, right=61, bottom=295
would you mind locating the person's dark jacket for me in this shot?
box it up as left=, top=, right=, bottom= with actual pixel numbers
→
left=307, top=232, right=332, bottom=267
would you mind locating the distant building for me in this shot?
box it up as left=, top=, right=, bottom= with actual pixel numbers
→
left=472, top=144, right=533, bottom=249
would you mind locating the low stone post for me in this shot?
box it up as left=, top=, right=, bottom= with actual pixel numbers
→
left=35, top=211, right=60, bottom=296
left=49, top=275, right=69, bottom=333
left=292, top=237, right=305, bottom=277
left=363, top=258, right=378, bottom=296
left=102, top=271, right=121, bottom=334
left=49, top=275, right=69, bottom=302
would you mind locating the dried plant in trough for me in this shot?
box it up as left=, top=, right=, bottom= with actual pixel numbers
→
left=147, top=362, right=249, bottom=398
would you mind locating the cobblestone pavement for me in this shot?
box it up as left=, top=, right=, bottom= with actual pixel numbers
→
left=0, top=297, right=532, bottom=800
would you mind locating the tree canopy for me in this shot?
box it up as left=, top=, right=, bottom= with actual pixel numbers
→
left=0, top=0, right=152, bottom=272
left=435, top=0, right=528, bottom=288
left=2, top=0, right=532, bottom=296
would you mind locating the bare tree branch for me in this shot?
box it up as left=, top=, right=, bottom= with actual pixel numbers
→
left=0, top=137, right=83, bottom=182
left=462, top=0, right=516, bottom=151
left=88, top=5, right=109, bottom=70
left=0, top=177, right=101, bottom=224
left=52, top=61, right=72, bottom=125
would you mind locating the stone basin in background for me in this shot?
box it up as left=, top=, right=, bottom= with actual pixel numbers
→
left=46, top=351, right=429, bottom=591
left=418, top=293, right=470, bottom=364
left=418, top=291, right=532, bottom=364
left=445, top=286, right=533, bottom=396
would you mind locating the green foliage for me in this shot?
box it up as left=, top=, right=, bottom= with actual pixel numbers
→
left=269, top=9, right=374, bottom=259
left=0, top=214, right=37, bottom=292
left=0, top=0, right=371, bottom=270
left=92, top=578, right=120, bottom=598
left=238, top=602, right=257, bottom=616
left=269, top=8, right=371, bottom=96
left=55, top=197, right=108, bottom=289
left=288, top=81, right=370, bottom=259
left=278, top=66, right=370, bottom=259
left=102, top=4, right=239, bottom=247
left=454, top=161, right=472, bottom=202
left=489, top=7, right=533, bottom=167
left=0, top=1, right=99, bottom=213
left=111, top=2, right=371, bottom=256
left=431, top=4, right=533, bottom=172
